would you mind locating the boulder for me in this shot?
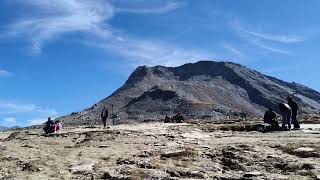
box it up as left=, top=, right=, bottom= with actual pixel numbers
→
left=293, top=147, right=319, bottom=158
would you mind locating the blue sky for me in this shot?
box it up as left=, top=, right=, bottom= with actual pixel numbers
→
left=0, top=0, right=319, bottom=127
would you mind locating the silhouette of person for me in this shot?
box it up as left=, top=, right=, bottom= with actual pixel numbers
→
left=264, top=107, right=279, bottom=129
left=100, top=106, right=109, bottom=128
left=279, top=103, right=292, bottom=130
left=287, top=96, right=300, bottom=129
left=43, top=117, right=54, bottom=134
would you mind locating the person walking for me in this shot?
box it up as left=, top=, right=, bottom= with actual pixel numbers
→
left=279, top=103, right=292, bottom=130
left=287, top=96, right=300, bottom=129
left=101, top=106, right=109, bottom=128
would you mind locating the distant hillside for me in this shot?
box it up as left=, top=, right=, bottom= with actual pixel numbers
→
left=58, top=61, right=320, bottom=125
left=0, top=126, right=13, bottom=132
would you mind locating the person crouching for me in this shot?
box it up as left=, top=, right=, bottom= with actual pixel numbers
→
left=263, top=107, right=279, bottom=130
left=279, top=103, right=292, bottom=130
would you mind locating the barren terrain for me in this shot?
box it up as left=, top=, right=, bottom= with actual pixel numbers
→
left=1, top=121, right=320, bottom=180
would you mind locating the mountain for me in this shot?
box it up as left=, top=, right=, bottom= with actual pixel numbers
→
left=0, top=126, right=19, bottom=132
left=58, top=61, right=320, bottom=125
left=0, top=126, right=9, bottom=132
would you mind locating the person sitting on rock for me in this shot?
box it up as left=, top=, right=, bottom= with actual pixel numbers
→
left=279, top=103, right=292, bottom=130
left=43, top=117, right=55, bottom=134
left=173, top=113, right=184, bottom=123
left=263, top=107, right=279, bottom=130
left=54, top=120, right=62, bottom=133
left=164, top=115, right=171, bottom=123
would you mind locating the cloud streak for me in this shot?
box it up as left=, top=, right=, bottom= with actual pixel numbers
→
left=230, top=21, right=297, bottom=55
left=3, top=0, right=114, bottom=53
left=0, top=69, right=13, bottom=77
left=1, top=0, right=208, bottom=67
left=222, top=44, right=244, bottom=57
left=27, top=117, right=48, bottom=126
left=242, top=29, right=305, bottom=43
left=0, top=101, right=57, bottom=126
left=115, top=1, right=184, bottom=14
left=90, top=37, right=215, bottom=67
left=0, top=101, right=57, bottom=115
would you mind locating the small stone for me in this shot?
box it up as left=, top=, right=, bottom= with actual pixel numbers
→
left=161, top=150, right=193, bottom=158
left=37, top=168, right=44, bottom=171
left=69, top=162, right=95, bottom=174
left=243, top=171, right=262, bottom=177
left=98, top=145, right=110, bottom=148
left=294, top=147, right=314, bottom=153
left=137, top=159, right=154, bottom=169
left=101, top=172, right=112, bottom=179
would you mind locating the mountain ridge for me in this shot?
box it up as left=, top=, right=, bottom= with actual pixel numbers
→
left=58, top=61, right=320, bottom=126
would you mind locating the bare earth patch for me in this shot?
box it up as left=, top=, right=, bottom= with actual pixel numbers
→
left=0, top=122, right=319, bottom=179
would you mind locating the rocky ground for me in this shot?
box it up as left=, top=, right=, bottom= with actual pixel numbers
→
left=0, top=121, right=320, bottom=180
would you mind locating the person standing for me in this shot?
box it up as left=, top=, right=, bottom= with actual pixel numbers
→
left=287, top=96, right=300, bottom=129
left=279, top=103, right=292, bottom=130
left=101, top=106, right=109, bottom=128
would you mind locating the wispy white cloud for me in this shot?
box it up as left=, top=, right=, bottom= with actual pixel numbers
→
left=0, top=101, right=57, bottom=115
left=27, top=117, right=47, bottom=126
left=242, top=29, right=305, bottom=43
left=249, top=39, right=291, bottom=55
left=230, top=21, right=294, bottom=55
left=0, top=69, right=13, bottom=77
left=115, top=1, right=184, bottom=14
left=222, top=44, right=244, bottom=57
left=3, top=0, right=114, bottom=53
left=230, top=21, right=305, bottom=44
left=3, top=117, right=16, bottom=123
left=0, top=101, right=57, bottom=126
left=1, top=0, right=205, bottom=67
left=90, top=37, right=215, bottom=67
left=0, top=117, right=19, bottom=127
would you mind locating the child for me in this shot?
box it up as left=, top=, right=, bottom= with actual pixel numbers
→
left=54, top=120, right=62, bottom=133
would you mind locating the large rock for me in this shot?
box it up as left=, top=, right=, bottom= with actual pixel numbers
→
left=293, top=147, right=319, bottom=158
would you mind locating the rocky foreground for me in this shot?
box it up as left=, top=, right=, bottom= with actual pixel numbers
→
left=0, top=122, right=320, bottom=180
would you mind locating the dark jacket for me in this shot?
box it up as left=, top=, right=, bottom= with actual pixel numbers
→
left=288, top=100, right=298, bottom=115
left=264, top=110, right=276, bottom=123
left=101, top=108, right=108, bottom=120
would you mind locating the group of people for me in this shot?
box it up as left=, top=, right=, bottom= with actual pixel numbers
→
left=43, top=117, right=62, bottom=134
left=264, top=96, right=300, bottom=131
left=164, top=113, right=185, bottom=123
left=43, top=97, right=301, bottom=133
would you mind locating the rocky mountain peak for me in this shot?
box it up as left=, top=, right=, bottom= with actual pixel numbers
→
left=58, top=61, right=320, bottom=125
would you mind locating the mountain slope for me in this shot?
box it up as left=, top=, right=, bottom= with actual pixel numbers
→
left=58, top=61, right=320, bottom=125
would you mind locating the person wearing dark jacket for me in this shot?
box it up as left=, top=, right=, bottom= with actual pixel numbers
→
left=287, top=96, right=300, bottom=129
left=264, top=107, right=279, bottom=129
left=43, top=117, right=54, bottom=134
left=101, top=106, right=109, bottom=128
left=279, top=103, right=292, bottom=130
